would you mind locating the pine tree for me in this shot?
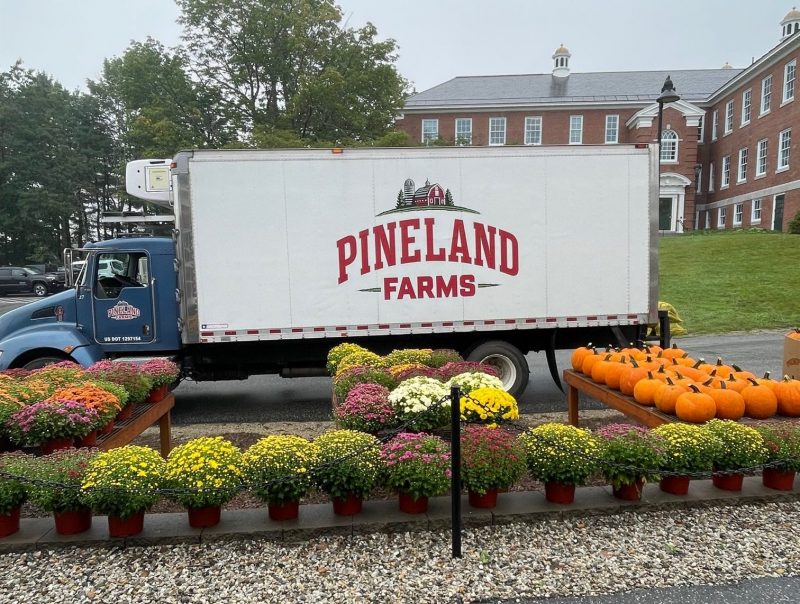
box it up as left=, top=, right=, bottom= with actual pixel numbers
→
left=445, top=189, right=454, bottom=206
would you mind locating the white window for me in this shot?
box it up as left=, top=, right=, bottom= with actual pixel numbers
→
left=711, top=110, right=718, bottom=140
left=761, top=75, right=773, bottom=114
left=705, top=210, right=711, bottom=229
left=784, top=60, right=796, bottom=103
left=488, top=117, right=506, bottom=145
left=709, top=162, right=715, bottom=192
left=660, top=129, right=678, bottom=162
left=734, top=203, right=743, bottom=225
left=751, top=199, right=762, bottom=223
left=738, top=148, right=748, bottom=182
left=697, top=115, right=705, bottom=144
left=421, top=119, right=439, bottom=144
left=569, top=115, right=583, bottom=144
left=724, top=100, right=734, bottom=134
left=696, top=165, right=702, bottom=193
left=779, top=128, right=791, bottom=170
left=722, top=155, right=731, bottom=188
left=718, top=206, right=727, bottom=228
left=756, top=139, right=768, bottom=176
left=524, top=116, right=542, bottom=145
left=455, top=118, right=472, bottom=145
left=741, top=89, right=751, bottom=125
left=605, top=115, right=619, bottom=144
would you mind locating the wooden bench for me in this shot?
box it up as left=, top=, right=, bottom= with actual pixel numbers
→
left=97, top=393, right=174, bottom=457
left=564, top=370, right=673, bottom=428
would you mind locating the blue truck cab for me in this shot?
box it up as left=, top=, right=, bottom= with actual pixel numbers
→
left=0, top=238, right=180, bottom=370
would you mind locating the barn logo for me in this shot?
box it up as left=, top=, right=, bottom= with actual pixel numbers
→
left=336, top=177, right=519, bottom=301
left=107, top=300, right=141, bottom=321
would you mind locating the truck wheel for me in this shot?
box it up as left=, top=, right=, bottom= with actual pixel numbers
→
left=467, top=341, right=529, bottom=398
left=33, top=282, right=48, bottom=297
left=21, top=356, right=68, bottom=370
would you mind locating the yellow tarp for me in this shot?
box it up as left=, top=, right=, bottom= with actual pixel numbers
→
left=647, top=301, right=687, bottom=337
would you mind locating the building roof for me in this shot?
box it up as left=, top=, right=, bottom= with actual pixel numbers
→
left=404, top=68, right=743, bottom=110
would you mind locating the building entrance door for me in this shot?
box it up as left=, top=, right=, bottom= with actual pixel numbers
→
left=659, top=197, right=673, bottom=231
left=773, top=194, right=785, bottom=231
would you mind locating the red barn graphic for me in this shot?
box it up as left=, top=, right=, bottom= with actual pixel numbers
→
left=413, top=179, right=445, bottom=206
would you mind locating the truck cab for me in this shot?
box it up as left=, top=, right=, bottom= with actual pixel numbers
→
left=0, top=238, right=180, bottom=370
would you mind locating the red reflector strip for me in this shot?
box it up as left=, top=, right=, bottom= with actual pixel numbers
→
left=587, top=316, right=598, bottom=321
left=224, top=330, right=236, bottom=336
left=291, top=328, right=303, bottom=333
left=525, top=318, right=537, bottom=323
left=607, top=315, right=618, bottom=320
left=270, top=329, right=281, bottom=334
left=464, top=321, right=474, bottom=326
left=357, top=325, right=368, bottom=330
left=335, top=326, right=347, bottom=331
left=247, top=330, right=258, bottom=335
left=484, top=320, right=495, bottom=325
left=627, top=314, right=639, bottom=319
left=399, top=323, right=411, bottom=328
left=505, top=319, right=516, bottom=324
left=421, top=322, right=432, bottom=327
left=566, top=317, right=577, bottom=322
left=379, top=324, right=390, bottom=329
left=314, top=327, right=325, bottom=332
left=546, top=317, right=557, bottom=323
left=201, top=331, right=212, bottom=337
left=442, top=321, right=453, bottom=327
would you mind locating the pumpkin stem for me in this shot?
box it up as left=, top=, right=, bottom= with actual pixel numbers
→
left=747, top=377, right=759, bottom=386
left=719, top=380, right=728, bottom=390
left=693, top=358, right=705, bottom=369
left=646, top=371, right=654, bottom=379
left=688, top=384, right=701, bottom=393
left=675, top=371, right=685, bottom=380
left=630, top=358, right=640, bottom=368
left=665, top=377, right=675, bottom=385
left=732, top=364, right=743, bottom=372
left=715, top=357, right=725, bottom=366
left=763, top=371, right=771, bottom=380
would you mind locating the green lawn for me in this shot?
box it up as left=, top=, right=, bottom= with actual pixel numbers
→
left=659, top=230, right=800, bottom=334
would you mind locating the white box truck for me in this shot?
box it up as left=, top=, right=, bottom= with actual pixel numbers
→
left=0, top=145, right=658, bottom=396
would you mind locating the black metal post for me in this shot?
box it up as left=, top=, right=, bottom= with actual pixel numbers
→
left=450, top=385, right=462, bottom=559
left=658, top=308, right=671, bottom=349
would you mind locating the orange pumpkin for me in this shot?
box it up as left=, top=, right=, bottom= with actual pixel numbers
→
left=633, top=371, right=662, bottom=406
left=673, top=353, right=697, bottom=367
left=580, top=350, right=603, bottom=376
left=618, top=359, right=642, bottom=396
left=776, top=377, right=800, bottom=416
left=707, top=357, right=734, bottom=379
left=661, top=343, right=687, bottom=359
left=721, top=374, right=748, bottom=393
left=590, top=354, right=615, bottom=384
left=741, top=377, right=778, bottom=419
left=755, top=371, right=780, bottom=394
left=787, top=328, right=800, bottom=341
left=571, top=344, right=594, bottom=372
left=731, top=364, right=756, bottom=381
left=621, top=360, right=659, bottom=396
left=654, top=377, right=689, bottom=415
left=675, top=385, right=717, bottom=423
left=671, top=362, right=706, bottom=382
left=707, top=381, right=746, bottom=420
left=604, top=359, right=629, bottom=390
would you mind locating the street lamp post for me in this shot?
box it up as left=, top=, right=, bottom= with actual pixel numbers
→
left=656, top=75, right=681, bottom=227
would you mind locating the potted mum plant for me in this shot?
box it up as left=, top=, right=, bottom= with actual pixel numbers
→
left=0, top=399, right=25, bottom=451
left=445, top=371, right=504, bottom=395
left=312, top=430, right=382, bottom=515
left=243, top=435, right=319, bottom=521
left=164, top=436, right=244, bottom=528
left=6, top=399, right=100, bottom=453
left=388, top=376, right=450, bottom=432
left=50, top=382, right=125, bottom=434
left=520, top=423, right=600, bottom=504
left=87, top=361, right=153, bottom=418
left=705, top=419, right=769, bottom=491
left=332, top=365, right=396, bottom=401
left=652, top=423, right=718, bottom=495
left=333, top=383, right=397, bottom=434
left=81, top=445, right=165, bottom=537
left=326, top=343, right=369, bottom=375
left=595, top=424, right=662, bottom=500
left=755, top=423, right=800, bottom=490
left=459, top=387, right=519, bottom=426
left=26, top=449, right=97, bottom=534
left=0, top=453, right=28, bottom=537
left=460, top=426, right=526, bottom=508
left=140, top=358, right=180, bottom=403
left=380, top=432, right=451, bottom=514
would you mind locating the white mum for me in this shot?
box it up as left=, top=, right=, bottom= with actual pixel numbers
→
left=445, top=372, right=504, bottom=395
left=388, top=376, right=450, bottom=414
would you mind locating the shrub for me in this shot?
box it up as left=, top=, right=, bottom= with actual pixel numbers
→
left=521, top=423, right=600, bottom=485
left=333, top=384, right=396, bottom=433
left=165, top=437, right=244, bottom=509
left=388, top=376, right=450, bottom=432
left=788, top=210, right=800, bottom=234
left=460, top=426, right=526, bottom=495
left=243, top=435, right=319, bottom=505
left=312, top=430, right=382, bottom=499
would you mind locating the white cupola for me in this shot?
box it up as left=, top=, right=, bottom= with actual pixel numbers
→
left=552, top=44, right=571, bottom=78
left=781, top=7, right=800, bottom=40
left=721, top=61, right=733, bottom=69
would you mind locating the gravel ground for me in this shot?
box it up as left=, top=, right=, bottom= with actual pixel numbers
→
left=3, top=500, right=800, bottom=603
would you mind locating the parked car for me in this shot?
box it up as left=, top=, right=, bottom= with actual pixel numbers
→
left=71, top=258, right=124, bottom=279
left=0, top=266, right=63, bottom=297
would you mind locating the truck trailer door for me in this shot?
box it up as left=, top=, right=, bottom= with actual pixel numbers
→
left=92, top=252, right=156, bottom=345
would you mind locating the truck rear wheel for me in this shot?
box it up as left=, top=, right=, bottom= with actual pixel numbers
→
left=21, top=355, right=68, bottom=370
left=467, top=341, right=529, bottom=398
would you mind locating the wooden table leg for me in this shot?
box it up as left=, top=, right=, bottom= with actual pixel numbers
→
left=159, top=411, right=172, bottom=458
left=567, top=384, right=579, bottom=427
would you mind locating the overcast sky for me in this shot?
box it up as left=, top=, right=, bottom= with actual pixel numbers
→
left=0, top=0, right=795, bottom=94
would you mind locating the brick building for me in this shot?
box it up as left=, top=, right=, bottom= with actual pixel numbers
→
left=396, top=9, right=800, bottom=233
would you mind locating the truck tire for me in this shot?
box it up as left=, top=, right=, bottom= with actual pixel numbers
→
left=21, top=355, right=68, bottom=370
left=32, top=282, right=48, bottom=297
left=467, top=341, right=529, bottom=398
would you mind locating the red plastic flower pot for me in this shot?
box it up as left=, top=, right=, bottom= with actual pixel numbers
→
left=116, top=404, right=134, bottom=422
left=187, top=505, right=221, bottom=529
left=659, top=475, right=691, bottom=495
left=108, top=511, right=145, bottom=538
left=54, top=507, right=92, bottom=535
left=99, top=420, right=115, bottom=435
left=0, top=507, right=21, bottom=538
left=268, top=500, right=300, bottom=521
left=398, top=492, right=428, bottom=514
left=712, top=472, right=744, bottom=491
left=612, top=477, right=645, bottom=501
left=145, top=385, right=168, bottom=404
left=78, top=430, right=98, bottom=447
left=468, top=488, right=498, bottom=509
left=40, top=437, right=74, bottom=455
left=762, top=468, right=796, bottom=491
left=544, top=481, right=576, bottom=504
left=332, top=493, right=362, bottom=516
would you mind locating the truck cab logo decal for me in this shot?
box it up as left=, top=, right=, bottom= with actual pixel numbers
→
left=107, top=300, right=142, bottom=321
left=336, top=177, right=519, bottom=301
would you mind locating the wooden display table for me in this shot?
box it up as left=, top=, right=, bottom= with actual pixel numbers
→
left=564, top=370, right=673, bottom=428
left=97, top=393, right=174, bottom=457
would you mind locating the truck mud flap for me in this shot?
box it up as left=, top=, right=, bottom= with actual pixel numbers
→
left=546, top=330, right=563, bottom=393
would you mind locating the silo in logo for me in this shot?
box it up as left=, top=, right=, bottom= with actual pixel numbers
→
left=107, top=300, right=141, bottom=321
